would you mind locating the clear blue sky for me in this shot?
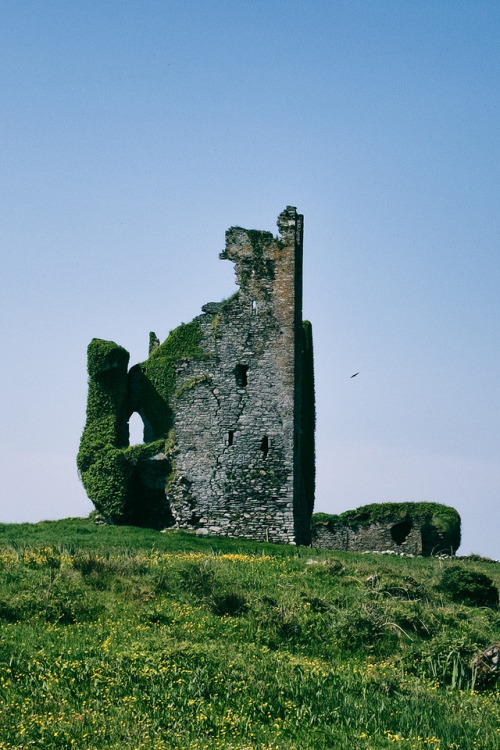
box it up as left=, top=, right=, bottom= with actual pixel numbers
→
left=1, top=1, right=499, bottom=557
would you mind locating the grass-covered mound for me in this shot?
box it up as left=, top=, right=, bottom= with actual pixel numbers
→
left=0, top=518, right=498, bottom=750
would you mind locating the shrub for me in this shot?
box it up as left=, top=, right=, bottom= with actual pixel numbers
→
left=438, top=567, right=499, bottom=608
left=264, top=605, right=302, bottom=643
left=72, top=551, right=109, bottom=576
left=380, top=575, right=425, bottom=601
left=307, top=558, right=345, bottom=577
left=180, top=560, right=216, bottom=600
left=209, top=591, right=249, bottom=617
left=0, top=572, right=102, bottom=624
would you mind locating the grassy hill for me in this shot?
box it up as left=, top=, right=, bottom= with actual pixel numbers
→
left=0, top=518, right=498, bottom=750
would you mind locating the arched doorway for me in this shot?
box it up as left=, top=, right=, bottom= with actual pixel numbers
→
left=128, top=411, right=144, bottom=445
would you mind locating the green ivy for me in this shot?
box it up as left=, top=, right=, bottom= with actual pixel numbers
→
left=86, top=338, right=130, bottom=379
left=175, top=375, right=209, bottom=398
left=78, top=322, right=209, bottom=524
left=211, top=292, right=239, bottom=339
left=140, top=318, right=207, bottom=438
left=77, top=340, right=131, bottom=520
left=311, top=502, right=461, bottom=553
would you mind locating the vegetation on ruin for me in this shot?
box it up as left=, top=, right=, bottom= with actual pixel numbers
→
left=141, top=318, right=207, bottom=438
left=77, top=340, right=132, bottom=521
left=227, top=227, right=276, bottom=285
left=77, top=322, right=210, bottom=525
left=210, top=292, right=239, bottom=339
left=312, top=502, right=461, bottom=552
left=0, top=517, right=498, bottom=749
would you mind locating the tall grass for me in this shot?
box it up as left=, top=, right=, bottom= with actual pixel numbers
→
left=0, top=518, right=498, bottom=749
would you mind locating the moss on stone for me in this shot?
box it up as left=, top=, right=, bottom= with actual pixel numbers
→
left=140, top=318, right=207, bottom=439
left=311, top=502, right=461, bottom=554
left=86, top=338, right=130, bottom=379
left=175, top=375, right=210, bottom=398
left=246, top=229, right=275, bottom=281
left=77, top=339, right=131, bottom=521
left=78, top=323, right=208, bottom=525
left=211, top=292, right=239, bottom=339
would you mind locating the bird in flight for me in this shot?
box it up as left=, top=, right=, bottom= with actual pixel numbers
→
left=350, top=372, right=359, bottom=378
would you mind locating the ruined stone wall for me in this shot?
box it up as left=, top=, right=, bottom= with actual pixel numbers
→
left=310, top=509, right=460, bottom=556
left=166, top=207, right=310, bottom=544
left=311, top=519, right=425, bottom=555
left=78, top=206, right=314, bottom=544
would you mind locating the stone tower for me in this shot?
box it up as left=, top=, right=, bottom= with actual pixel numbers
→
left=77, top=207, right=314, bottom=545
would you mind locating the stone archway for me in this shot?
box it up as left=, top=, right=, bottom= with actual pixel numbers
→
left=128, top=411, right=144, bottom=445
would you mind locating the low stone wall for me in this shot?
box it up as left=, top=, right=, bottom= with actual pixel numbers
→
left=311, top=515, right=457, bottom=556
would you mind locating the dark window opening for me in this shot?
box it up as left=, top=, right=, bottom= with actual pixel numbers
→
left=228, top=430, right=234, bottom=446
left=235, top=364, right=248, bottom=387
left=390, top=520, right=412, bottom=546
left=260, top=435, right=269, bottom=458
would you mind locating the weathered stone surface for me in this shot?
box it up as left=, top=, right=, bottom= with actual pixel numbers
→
left=472, top=643, right=500, bottom=680
left=311, top=513, right=458, bottom=556
left=166, top=207, right=311, bottom=544
left=79, top=207, right=315, bottom=545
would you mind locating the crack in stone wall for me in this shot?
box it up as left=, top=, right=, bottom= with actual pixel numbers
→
left=78, top=207, right=314, bottom=544
left=164, top=207, right=311, bottom=543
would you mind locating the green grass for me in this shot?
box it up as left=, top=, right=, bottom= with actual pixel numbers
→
left=0, top=518, right=499, bottom=749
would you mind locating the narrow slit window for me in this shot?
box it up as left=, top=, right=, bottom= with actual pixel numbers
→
left=228, top=430, right=234, bottom=446
left=235, top=364, right=248, bottom=387
left=260, top=435, right=269, bottom=458
left=252, top=300, right=257, bottom=314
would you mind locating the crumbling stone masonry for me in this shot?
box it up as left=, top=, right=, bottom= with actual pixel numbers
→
left=78, top=207, right=315, bottom=545
left=310, top=503, right=461, bottom=556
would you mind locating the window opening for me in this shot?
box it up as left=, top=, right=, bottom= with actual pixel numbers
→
left=128, top=412, right=144, bottom=446
left=390, top=520, right=412, bottom=545
left=252, top=300, right=257, bottom=314
left=235, top=364, right=248, bottom=387
left=228, top=430, right=234, bottom=446
left=260, top=435, right=269, bottom=458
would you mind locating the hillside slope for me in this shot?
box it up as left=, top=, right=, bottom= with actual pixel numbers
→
left=0, top=518, right=498, bottom=749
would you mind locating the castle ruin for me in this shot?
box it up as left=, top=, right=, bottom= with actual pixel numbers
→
left=310, top=502, right=461, bottom=556
left=77, top=207, right=315, bottom=545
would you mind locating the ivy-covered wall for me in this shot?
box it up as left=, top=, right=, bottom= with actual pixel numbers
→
left=77, top=325, right=208, bottom=528
left=77, top=207, right=316, bottom=540
left=77, top=339, right=130, bottom=521
left=311, top=502, right=461, bottom=555
left=133, top=319, right=207, bottom=441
